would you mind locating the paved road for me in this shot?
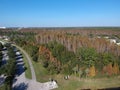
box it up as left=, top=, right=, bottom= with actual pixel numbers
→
left=13, top=44, right=36, bottom=81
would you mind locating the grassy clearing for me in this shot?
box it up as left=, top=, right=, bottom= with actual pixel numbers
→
left=54, top=76, right=120, bottom=90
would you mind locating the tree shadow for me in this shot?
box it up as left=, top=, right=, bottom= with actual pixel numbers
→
left=15, top=54, right=25, bottom=76
left=13, top=78, right=17, bottom=84
left=15, top=63, right=25, bottom=76
left=16, top=56, right=23, bottom=60
left=13, top=83, right=28, bottom=90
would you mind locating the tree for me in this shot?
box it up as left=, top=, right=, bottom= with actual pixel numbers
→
left=102, top=53, right=114, bottom=66
left=76, top=47, right=98, bottom=67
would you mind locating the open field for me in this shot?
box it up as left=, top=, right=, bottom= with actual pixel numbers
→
left=54, top=76, right=120, bottom=90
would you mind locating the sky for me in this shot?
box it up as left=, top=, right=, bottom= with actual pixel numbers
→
left=0, top=0, right=120, bottom=27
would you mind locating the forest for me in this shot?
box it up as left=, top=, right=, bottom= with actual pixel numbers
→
left=0, top=28, right=120, bottom=78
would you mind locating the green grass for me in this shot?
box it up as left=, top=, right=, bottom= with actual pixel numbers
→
left=32, top=60, right=49, bottom=82
left=53, top=75, right=120, bottom=90
left=22, top=51, right=32, bottom=79
left=53, top=75, right=83, bottom=90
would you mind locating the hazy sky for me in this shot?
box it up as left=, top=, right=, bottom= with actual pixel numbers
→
left=0, top=0, right=120, bottom=27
